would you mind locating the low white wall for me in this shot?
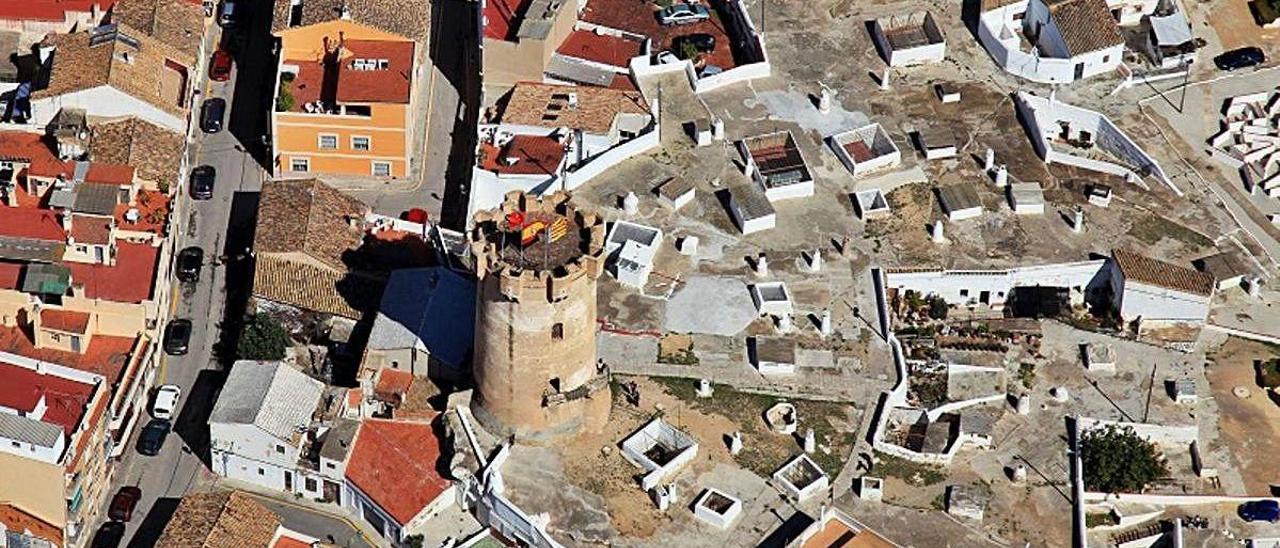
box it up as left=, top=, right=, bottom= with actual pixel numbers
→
left=1118, top=280, right=1210, bottom=323
left=1076, top=417, right=1199, bottom=446
left=886, top=260, right=1106, bottom=308
left=926, top=394, right=1007, bottom=422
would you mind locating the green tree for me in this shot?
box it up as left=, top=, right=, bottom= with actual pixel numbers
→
left=403, top=535, right=424, bottom=548
left=1080, top=425, right=1168, bottom=493
left=237, top=313, right=289, bottom=360
left=926, top=295, right=949, bottom=320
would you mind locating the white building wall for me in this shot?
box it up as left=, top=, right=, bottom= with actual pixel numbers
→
left=888, top=260, right=1107, bottom=307
left=29, top=86, right=185, bottom=132
left=1114, top=278, right=1210, bottom=323
left=0, top=432, right=64, bottom=464
left=209, top=423, right=311, bottom=495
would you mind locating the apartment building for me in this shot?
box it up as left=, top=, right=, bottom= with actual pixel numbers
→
left=0, top=128, right=169, bottom=547
left=272, top=19, right=418, bottom=179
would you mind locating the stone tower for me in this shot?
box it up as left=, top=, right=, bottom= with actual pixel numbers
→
left=468, top=191, right=610, bottom=441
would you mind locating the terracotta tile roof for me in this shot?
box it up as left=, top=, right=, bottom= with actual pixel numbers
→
left=270, top=0, right=431, bottom=43
left=156, top=491, right=282, bottom=548
left=0, top=131, right=66, bottom=177
left=252, top=254, right=379, bottom=319
left=373, top=367, right=413, bottom=403
left=0, top=262, right=22, bottom=290
left=478, top=135, right=565, bottom=176
left=69, top=213, right=111, bottom=245
left=500, top=81, right=649, bottom=134
left=66, top=240, right=159, bottom=302
left=0, top=207, right=65, bottom=241
left=1112, top=248, right=1214, bottom=296
left=0, top=358, right=96, bottom=436
left=273, top=535, right=313, bottom=548
left=482, top=0, right=527, bottom=41
left=36, top=24, right=195, bottom=118
left=1046, top=0, right=1124, bottom=55
left=0, top=0, right=108, bottom=22
left=345, top=417, right=449, bottom=525
left=0, top=323, right=137, bottom=385
left=800, top=511, right=898, bottom=548
left=39, top=308, right=91, bottom=334
left=254, top=179, right=368, bottom=270
left=334, top=39, right=414, bottom=104
left=0, top=503, right=62, bottom=546
left=556, top=30, right=643, bottom=67
left=88, top=117, right=184, bottom=184
left=110, top=0, right=204, bottom=56
left=114, top=189, right=171, bottom=236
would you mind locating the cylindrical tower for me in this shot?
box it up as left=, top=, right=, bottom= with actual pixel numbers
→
left=469, top=191, right=610, bottom=441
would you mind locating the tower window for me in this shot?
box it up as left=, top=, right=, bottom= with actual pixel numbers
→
left=552, top=323, right=564, bottom=340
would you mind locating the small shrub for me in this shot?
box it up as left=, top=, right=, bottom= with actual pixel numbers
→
left=1259, top=359, right=1280, bottom=388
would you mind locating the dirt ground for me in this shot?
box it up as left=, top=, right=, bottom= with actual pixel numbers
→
left=1205, top=0, right=1280, bottom=53
left=557, top=376, right=858, bottom=539
left=1206, top=337, right=1280, bottom=495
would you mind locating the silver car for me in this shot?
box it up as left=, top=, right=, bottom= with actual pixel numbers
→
left=658, top=3, right=710, bottom=25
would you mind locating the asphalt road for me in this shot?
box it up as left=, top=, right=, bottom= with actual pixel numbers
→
left=241, top=493, right=375, bottom=548
left=87, top=6, right=350, bottom=546
left=343, top=0, right=478, bottom=228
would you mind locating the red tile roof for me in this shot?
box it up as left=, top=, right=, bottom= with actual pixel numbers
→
left=1113, top=248, right=1215, bottom=297
left=0, top=132, right=64, bottom=174
left=274, top=536, right=313, bottom=548
left=336, top=40, right=415, bottom=104
left=482, top=0, right=530, bottom=41
left=373, top=368, right=414, bottom=402
left=0, top=503, right=61, bottom=546
left=69, top=213, right=112, bottom=245
left=557, top=30, right=643, bottom=67
left=66, top=240, right=159, bottom=303
left=0, top=359, right=96, bottom=436
left=0, top=0, right=109, bottom=22
left=0, top=262, right=22, bottom=290
left=0, top=323, right=137, bottom=385
left=479, top=135, right=565, bottom=176
left=345, top=417, right=450, bottom=525
left=114, top=190, right=170, bottom=236
left=40, top=308, right=91, bottom=334
left=0, top=208, right=65, bottom=241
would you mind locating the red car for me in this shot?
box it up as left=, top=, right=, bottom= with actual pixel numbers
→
left=209, top=50, right=233, bottom=82
left=107, top=486, right=142, bottom=522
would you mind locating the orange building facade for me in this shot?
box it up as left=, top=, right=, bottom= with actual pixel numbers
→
left=273, top=20, right=416, bottom=179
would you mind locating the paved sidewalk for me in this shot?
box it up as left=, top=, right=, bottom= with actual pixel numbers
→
left=219, top=480, right=382, bottom=548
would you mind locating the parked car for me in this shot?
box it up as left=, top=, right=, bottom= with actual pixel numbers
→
left=200, top=98, right=226, bottom=133
left=163, top=319, right=192, bottom=355
left=136, top=419, right=171, bottom=456
left=189, top=165, right=215, bottom=200
left=218, top=0, right=239, bottom=28
left=91, top=522, right=125, bottom=548
left=673, top=33, right=716, bottom=57
left=107, top=486, right=142, bottom=522
left=176, top=247, right=203, bottom=282
left=209, top=49, right=233, bottom=82
left=657, top=2, right=710, bottom=25
left=1214, top=47, right=1265, bottom=71
left=1239, top=500, right=1280, bottom=522
left=152, top=385, right=182, bottom=420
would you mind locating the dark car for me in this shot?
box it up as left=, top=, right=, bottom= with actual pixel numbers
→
left=1239, top=500, right=1280, bottom=522
left=107, top=486, right=142, bottom=522
left=91, top=522, right=125, bottom=548
left=217, top=0, right=239, bottom=28
left=673, top=33, right=716, bottom=57
left=1214, top=47, right=1265, bottom=71
left=163, top=319, right=192, bottom=355
left=209, top=49, right=233, bottom=82
left=189, top=165, right=215, bottom=200
left=200, top=98, right=226, bottom=133
left=136, top=419, right=171, bottom=456
left=176, top=247, right=203, bottom=282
